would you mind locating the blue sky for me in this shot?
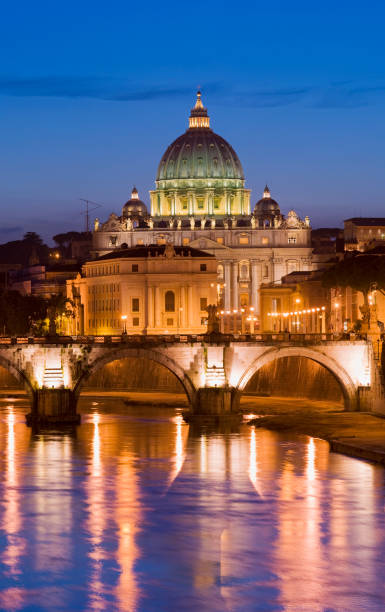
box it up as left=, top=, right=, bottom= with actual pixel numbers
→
left=0, top=0, right=384, bottom=243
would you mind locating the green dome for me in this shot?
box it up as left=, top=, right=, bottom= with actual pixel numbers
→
left=156, top=92, right=244, bottom=183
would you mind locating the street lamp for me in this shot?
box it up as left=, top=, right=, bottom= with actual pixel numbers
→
left=121, top=315, right=127, bottom=335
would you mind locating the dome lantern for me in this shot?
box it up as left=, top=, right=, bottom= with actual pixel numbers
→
left=189, top=90, right=210, bottom=129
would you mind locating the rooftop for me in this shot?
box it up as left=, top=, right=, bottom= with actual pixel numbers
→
left=91, top=244, right=215, bottom=261
left=345, top=217, right=385, bottom=226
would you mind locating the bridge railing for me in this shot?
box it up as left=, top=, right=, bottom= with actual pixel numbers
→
left=0, top=333, right=363, bottom=346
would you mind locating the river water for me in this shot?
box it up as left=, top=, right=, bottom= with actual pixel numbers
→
left=0, top=396, right=384, bottom=612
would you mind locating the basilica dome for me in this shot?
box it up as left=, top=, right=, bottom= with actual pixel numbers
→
left=156, top=91, right=244, bottom=183
left=122, top=187, right=148, bottom=218
left=253, top=186, right=280, bottom=216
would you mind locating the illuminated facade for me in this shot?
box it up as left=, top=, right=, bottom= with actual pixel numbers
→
left=92, top=91, right=313, bottom=320
left=344, top=217, right=385, bottom=251
left=67, top=243, right=217, bottom=335
left=259, top=271, right=328, bottom=333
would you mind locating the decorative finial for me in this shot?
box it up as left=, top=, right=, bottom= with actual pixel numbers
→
left=189, top=89, right=210, bottom=129
left=263, top=185, right=270, bottom=198
left=131, top=186, right=139, bottom=199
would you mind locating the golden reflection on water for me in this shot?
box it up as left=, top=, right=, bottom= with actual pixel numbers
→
left=87, top=412, right=106, bottom=609
left=114, top=437, right=140, bottom=610
left=0, top=400, right=384, bottom=611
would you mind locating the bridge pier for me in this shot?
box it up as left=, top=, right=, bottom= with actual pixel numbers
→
left=26, top=389, right=81, bottom=427
left=183, top=387, right=241, bottom=425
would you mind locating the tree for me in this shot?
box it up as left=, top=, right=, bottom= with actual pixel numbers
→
left=45, top=294, right=75, bottom=336
left=322, top=254, right=385, bottom=327
left=23, top=232, right=44, bottom=246
left=0, top=291, right=46, bottom=336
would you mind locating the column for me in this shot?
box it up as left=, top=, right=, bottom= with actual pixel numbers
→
left=180, top=286, right=186, bottom=329
left=224, top=261, right=231, bottom=310
left=188, top=192, right=193, bottom=216
left=188, top=285, right=193, bottom=329
left=154, top=287, right=161, bottom=329
left=147, top=286, right=154, bottom=330
left=231, top=261, right=238, bottom=310
left=250, top=260, right=260, bottom=314
left=225, top=191, right=230, bottom=215
left=208, top=190, right=214, bottom=215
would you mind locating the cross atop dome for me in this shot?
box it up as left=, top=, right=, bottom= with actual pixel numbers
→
left=189, top=89, right=210, bottom=129
left=263, top=185, right=271, bottom=198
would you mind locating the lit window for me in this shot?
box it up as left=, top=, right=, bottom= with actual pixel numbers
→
left=165, top=291, right=175, bottom=312
left=183, top=238, right=190, bottom=245
left=262, top=237, right=268, bottom=245
left=200, top=297, right=208, bottom=311
left=132, top=298, right=139, bottom=312
left=216, top=237, right=224, bottom=244
left=239, top=236, right=249, bottom=245
left=136, top=239, right=144, bottom=245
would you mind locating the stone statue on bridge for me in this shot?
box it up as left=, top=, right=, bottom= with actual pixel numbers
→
left=205, top=304, right=221, bottom=335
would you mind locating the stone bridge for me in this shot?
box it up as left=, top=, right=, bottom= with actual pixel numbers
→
left=0, top=334, right=382, bottom=425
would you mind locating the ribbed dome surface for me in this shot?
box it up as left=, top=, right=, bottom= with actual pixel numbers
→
left=253, top=187, right=280, bottom=215
left=156, top=129, right=244, bottom=182
left=122, top=187, right=148, bottom=217
left=254, top=197, right=280, bottom=214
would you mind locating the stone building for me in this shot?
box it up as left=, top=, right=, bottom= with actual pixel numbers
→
left=92, top=92, right=313, bottom=322
left=66, top=243, right=217, bottom=335
left=259, top=270, right=328, bottom=333
left=344, top=218, right=385, bottom=252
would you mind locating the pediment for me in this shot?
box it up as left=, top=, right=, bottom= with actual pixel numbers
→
left=189, top=237, right=232, bottom=251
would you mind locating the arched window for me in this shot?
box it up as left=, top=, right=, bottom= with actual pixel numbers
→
left=165, top=291, right=175, bottom=312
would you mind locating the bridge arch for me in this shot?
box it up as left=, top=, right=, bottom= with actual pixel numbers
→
left=0, top=354, right=35, bottom=403
left=73, top=347, right=197, bottom=407
left=235, top=346, right=357, bottom=411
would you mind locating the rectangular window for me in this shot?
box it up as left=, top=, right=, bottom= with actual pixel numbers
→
left=239, top=236, right=249, bottom=245
left=200, top=264, right=207, bottom=271
left=183, top=238, right=190, bottom=245
left=132, top=317, right=140, bottom=326
left=167, top=318, right=174, bottom=326
left=157, top=238, right=166, bottom=245
left=132, top=264, right=139, bottom=272
left=262, top=237, right=268, bottom=245
left=200, top=297, right=208, bottom=311
left=288, top=236, right=297, bottom=244
left=263, top=265, right=269, bottom=278
left=136, top=240, right=144, bottom=245
left=132, top=298, right=140, bottom=312
left=216, top=237, right=224, bottom=244
left=197, top=200, right=204, bottom=209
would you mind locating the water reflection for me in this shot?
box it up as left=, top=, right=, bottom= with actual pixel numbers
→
left=0, top=398, right=383, bottom=611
